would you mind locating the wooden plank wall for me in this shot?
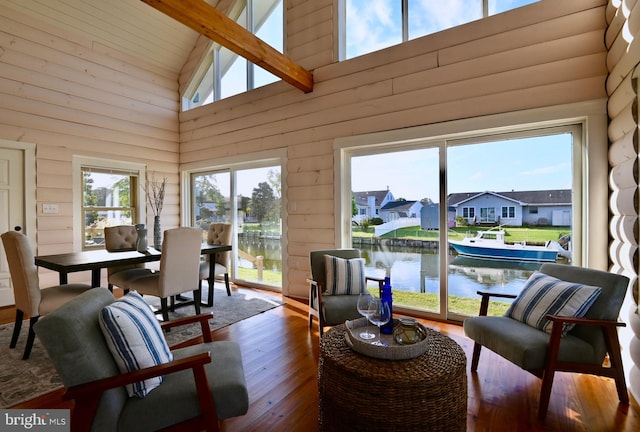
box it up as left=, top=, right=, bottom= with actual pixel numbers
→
left=0, top=5, right=180, bottom=284
left=179, top=0, right=609, bottom=298
left=605, top=0, right=640, bottom=406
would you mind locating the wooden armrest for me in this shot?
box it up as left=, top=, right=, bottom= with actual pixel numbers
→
left=306, top=278, right=319, bottom=287
left=477, top=290, right=517, bottom=299
left=161, top=312, right=214, bottom=343
left=546, top=315, right=626, bottom=328
left=64, top=351, right=212, bottom=400
left=476, top=291, right=517, bottom=316
left=366, top=276, right=385, bottom=289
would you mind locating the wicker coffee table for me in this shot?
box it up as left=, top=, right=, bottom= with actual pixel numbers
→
left=318, top=324, right=467, bottom=432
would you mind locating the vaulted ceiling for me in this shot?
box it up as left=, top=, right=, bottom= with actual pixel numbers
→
left=0, top=0, right=222, bottom=75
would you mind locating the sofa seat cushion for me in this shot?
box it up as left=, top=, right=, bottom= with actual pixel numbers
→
left=118, top=341, right=249, bottom=431
left=322, top=294, right=362, bottom=325
left=463, top=316, right=598, bottom=370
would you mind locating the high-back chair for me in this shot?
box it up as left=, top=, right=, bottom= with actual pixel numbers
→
left=463, top=263, right=630, bottom=418
left=34, top=288, right=249, bottom=432
left=129, top=227, right=203, bottom=321
left=1, top=230, right=92, bottom=359
left=308, top=249, right=384, bottom=336
left=104, top=225, right=154, bottom=293
left=199, top=223, right=232, bottom=298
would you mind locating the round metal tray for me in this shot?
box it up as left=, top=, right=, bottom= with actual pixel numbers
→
left=344, top=318, right=429, bottom=360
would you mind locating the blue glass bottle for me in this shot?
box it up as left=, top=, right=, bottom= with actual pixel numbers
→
left=380, top=277, right=394, bottom=334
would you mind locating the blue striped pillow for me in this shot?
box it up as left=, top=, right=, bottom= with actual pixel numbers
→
left=99, top=291, right=173, bottom=398
left=324, top=255, right=366, bottom=295
left=505, top=272, right=602, bottom=336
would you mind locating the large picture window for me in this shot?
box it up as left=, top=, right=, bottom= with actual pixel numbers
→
left=81, top=167, right=138, bottom=249
left=183, top=0, right=283, bottom=110
left=339, top=116, right=585, bottom=322
left=340, top=0, right=539, bottom=60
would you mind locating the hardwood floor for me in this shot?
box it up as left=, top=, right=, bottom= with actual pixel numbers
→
left=4, top=289, right=640, bottom=431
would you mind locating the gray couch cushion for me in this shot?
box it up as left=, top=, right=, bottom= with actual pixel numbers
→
left=119, top=341, right=248, bottom=431
left=322, top=294, right=362, bottom=325
left=464, top=316, right=597, bottom=370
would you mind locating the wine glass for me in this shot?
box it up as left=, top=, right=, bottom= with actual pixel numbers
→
left=357, top=292, right=376, bottom=340
left=367, top=298, right=391, bottom=345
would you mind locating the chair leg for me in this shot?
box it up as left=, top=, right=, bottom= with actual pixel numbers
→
left=10, top=309, right=24, bottom=348
left=604, top=325, right=630, bottom=404
left=471, top=342, right=482, bottom=372
left=193, top=289, right=202, bottom=315
left=160, top=298, right=170, bottom=322
left=538, top=370, right=555, bottom=419
left=538, top=324, right=563, bottom=419
left=23, top=316, right=39, bottom=360
left=224, top=273, right=231, bottom=296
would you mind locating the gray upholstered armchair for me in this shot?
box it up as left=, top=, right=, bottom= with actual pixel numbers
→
left=308, top=249, right=383, bottom=336
left=463, top=263, right=630, bottom=419
left=34, top=288, right=248, bottom=432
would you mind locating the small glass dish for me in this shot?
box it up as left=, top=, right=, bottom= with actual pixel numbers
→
left=393, top=317, right=427, bottom=345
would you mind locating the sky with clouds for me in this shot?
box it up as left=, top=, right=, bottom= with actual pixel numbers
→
left=352, top=133, right=572, bottom=203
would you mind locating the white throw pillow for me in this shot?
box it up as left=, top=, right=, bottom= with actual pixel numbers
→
left=324, top=255, right=366, bottom=295
left=504, top=271, right=602, bottom=336
left=99, top=291, right=173, bottom=398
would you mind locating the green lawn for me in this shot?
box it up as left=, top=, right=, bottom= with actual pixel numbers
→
left=366, top=286, right=510, bottom=317
left=354, top=225, right=570, bottom=245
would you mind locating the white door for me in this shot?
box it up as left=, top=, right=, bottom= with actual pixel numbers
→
left=0, top=147, right=25, bottom=306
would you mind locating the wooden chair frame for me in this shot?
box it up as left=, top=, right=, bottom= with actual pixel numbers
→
left=63, top=313, right=220, bottom=432
left=471, top=291, right=629, bottom=419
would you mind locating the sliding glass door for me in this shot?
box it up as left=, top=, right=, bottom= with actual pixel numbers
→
left=345, top=124, right=578, bottom=321
left=191, top=163, right=282, bottom=290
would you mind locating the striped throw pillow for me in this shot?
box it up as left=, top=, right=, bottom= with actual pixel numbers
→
left=324, top=255, right=366, bottom=295
left=505, top=272, right=602, bottom=336
left=99, top=291, right=173, bottom=398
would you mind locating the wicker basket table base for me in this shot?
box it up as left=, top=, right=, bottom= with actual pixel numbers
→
left=319, top=324, right=467, bottom=432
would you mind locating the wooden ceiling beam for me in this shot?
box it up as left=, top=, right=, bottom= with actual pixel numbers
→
left=140, top=0, right=313, bottom=93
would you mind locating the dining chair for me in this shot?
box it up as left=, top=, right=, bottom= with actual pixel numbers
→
left=104, top=225, right=154, bottom=293
left=199, top=223, right=232, bottom=298
left=1, top=230, right=92, bottom=359
left=308, top=249, right=384, bottom=336
left=129, top=227, right=203, bottom=321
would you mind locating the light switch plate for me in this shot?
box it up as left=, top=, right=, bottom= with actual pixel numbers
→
left=42, top=203, right=59, bottom=214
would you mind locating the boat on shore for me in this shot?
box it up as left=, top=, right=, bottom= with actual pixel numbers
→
left=449, top=229, right=570, bottom=262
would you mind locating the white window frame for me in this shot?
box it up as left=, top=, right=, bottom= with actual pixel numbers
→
left=72, top=156, right=146, bottom=251
left=182, top=0, right=284, bottom=111
left=180, top=149, right=288, bottom=294
left=502, top=206, right=516, bottom=219
left=338, top=0, right=539, bottom=60
left=334, top=100, right=610, bottom=321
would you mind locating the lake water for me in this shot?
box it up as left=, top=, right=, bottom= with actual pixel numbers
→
left=238, top=236, right=547, bottom=299
left=359, top=244, right=543, bottom=299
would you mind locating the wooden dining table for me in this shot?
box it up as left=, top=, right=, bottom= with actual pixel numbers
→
left=34, top=243, right=232, bottom=307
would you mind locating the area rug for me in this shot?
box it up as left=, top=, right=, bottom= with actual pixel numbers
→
left=0, top=285, right=283, bottom=408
